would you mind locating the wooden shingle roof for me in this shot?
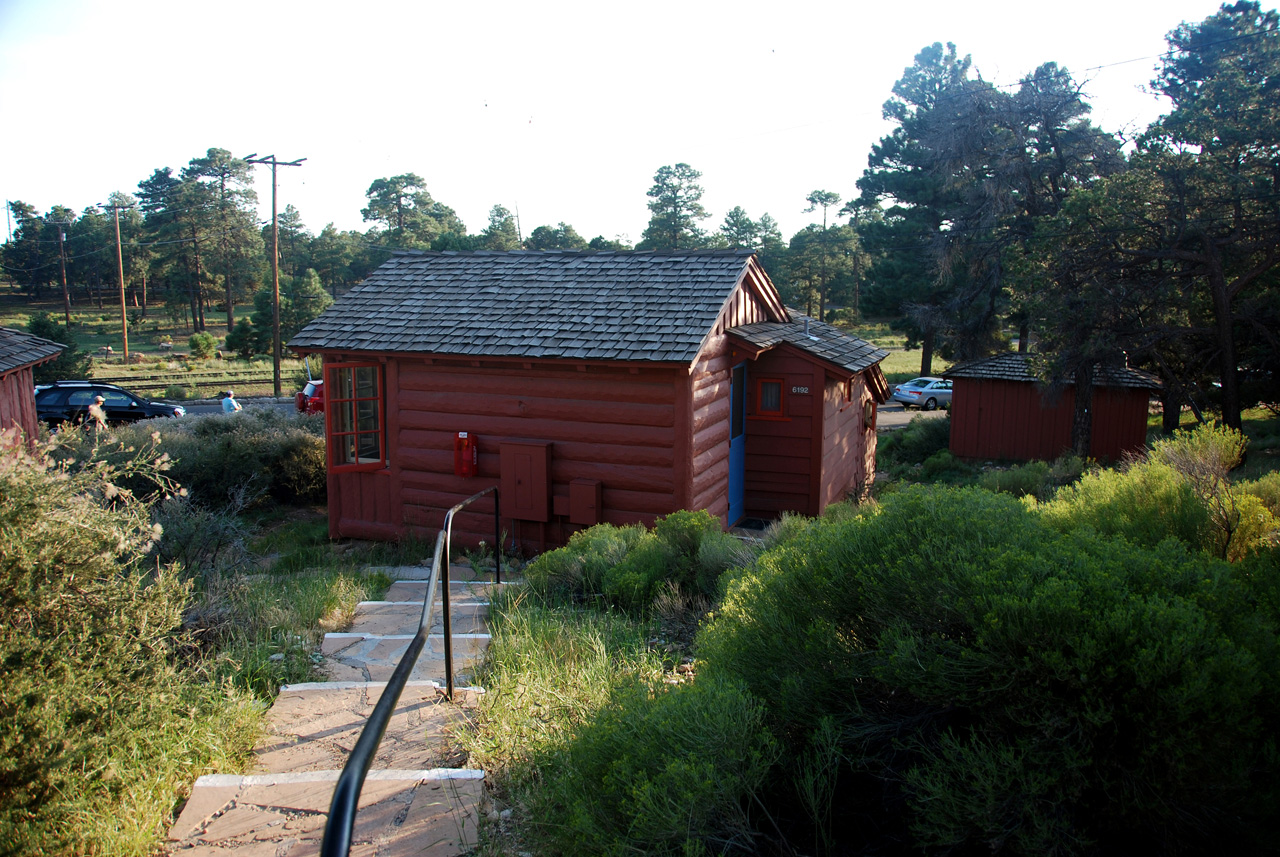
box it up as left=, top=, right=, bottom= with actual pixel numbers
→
left=289, top=249, right=767, bottom=363
left=945, top=353, right=1161, bottom=389
left=0, top=327, right=65, bottom=375
left=729, top=310, right=889, bottom=375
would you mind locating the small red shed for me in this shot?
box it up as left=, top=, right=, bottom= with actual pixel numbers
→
left=0, top=327, right=65, bottom=450
left=945, top=353, right=1160, bottom=462
left=289, top=250, right=889, bottom=550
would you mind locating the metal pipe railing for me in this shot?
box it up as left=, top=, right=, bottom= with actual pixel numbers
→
left=320, top=486, right=500, bottom=857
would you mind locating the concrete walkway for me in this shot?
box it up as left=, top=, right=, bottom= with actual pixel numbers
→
left=166, top=567, right=499, bottom=856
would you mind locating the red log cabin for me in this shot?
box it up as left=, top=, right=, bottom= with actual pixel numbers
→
left=289, top=250, right=890, bottom=551
left=0, top=327, right=65, bottom=450
left=945, top=353, right=1160, bottom=462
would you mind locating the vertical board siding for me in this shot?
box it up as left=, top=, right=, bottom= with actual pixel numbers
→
left=952, top=379, right=1150, bottom=461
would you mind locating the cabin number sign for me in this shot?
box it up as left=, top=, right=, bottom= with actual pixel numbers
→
left=791, top=385, right=810, bottom=394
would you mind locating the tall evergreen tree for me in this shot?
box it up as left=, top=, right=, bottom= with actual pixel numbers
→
left=638, top=163, right=709, bottom=250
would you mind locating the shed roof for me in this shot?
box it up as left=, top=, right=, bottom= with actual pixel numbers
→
left=945, top=352, right=1161, bottom=390
left=290, top=249, right=773, bottom=363
left=0, top=327, right=65, bottom=375
left=729, top=310, right=889, bottom=376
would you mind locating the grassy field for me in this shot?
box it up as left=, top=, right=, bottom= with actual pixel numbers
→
left=0, top=285, right=313, bottom=398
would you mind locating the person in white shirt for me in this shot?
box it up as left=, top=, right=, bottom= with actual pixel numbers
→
left=221, top=391, right=242, bottom=413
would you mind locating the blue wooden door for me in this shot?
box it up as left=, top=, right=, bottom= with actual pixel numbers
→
left=728, top=363, right=746, bottom=525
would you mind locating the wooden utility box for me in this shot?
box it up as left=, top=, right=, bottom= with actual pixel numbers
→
left=569, top=478, right=603, bottom=525
left=500, top=440, right=551, bottom=522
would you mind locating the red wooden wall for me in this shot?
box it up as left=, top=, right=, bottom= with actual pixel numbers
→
left=950, top=378, right=1151, bottom=462
left=0, top=366, right=40, bottom=449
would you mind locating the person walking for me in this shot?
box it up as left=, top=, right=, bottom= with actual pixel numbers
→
left=86, top=395, right=108, bottom=431
left=221, top=390, right=243, bottom=413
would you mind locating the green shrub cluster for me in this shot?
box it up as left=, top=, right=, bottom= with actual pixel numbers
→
left=525, top=676, right=777, bottom=857
left=523, top=510, right=747, bottom=612
left=59, top=408, right=327, bottom=508
left=469, top=596, right=776, bottom=857
left=877, top=413, right=951, bottom=468
left=188, top=331, right=218, bottom=359
left=1039, top=423, right=1277, bottom=560
left=698, top=485, right=1280, bottom=855
left=978, top=454, right=1086, bottom=499
left=0, top=438, right=261, bottom=853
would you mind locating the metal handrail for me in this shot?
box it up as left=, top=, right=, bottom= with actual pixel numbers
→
left=320, top=486, right=500, bottom=857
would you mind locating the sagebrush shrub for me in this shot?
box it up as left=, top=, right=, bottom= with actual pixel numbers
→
left=878, top=414, right=951, bottom=467
left=698, top=484, right=1280, bottom=855
left=0, top=439, right=260, bottom=853
left=524, top=676, right=777, bottom=857
left=1242, top=472, right=1280, bottom=517
left=64, top=408, right=327, bottom=508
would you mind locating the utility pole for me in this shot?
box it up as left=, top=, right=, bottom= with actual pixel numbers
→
left=243, top=153, right=306, bottom=396
left=54, top=220, right=72, bottom=329
left=103, top=200, right=131, bottom=362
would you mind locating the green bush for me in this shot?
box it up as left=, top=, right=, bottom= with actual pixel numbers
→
left=698, top=485, right=1280, bottom=855
left=524, top=523, right=645, bottom=601
left=878, top=413, right=951, bottom=468
left=188, top=331, right=218, bottom=359
left=62, top=408, right=327, bottom=508
left=27, top=310, right=92, bottom=383
left=526, top=512, right=749, bottom=611
left=978, top=455, right=1087, bottom=500
left=524, top=676, right=778, bottom=857
left=601, top=533, right=680, bottom=612
left=1040, top=424, right=1278, bottom=561
left=0, top=439, right=261, bottom=853
left=1242, top=471, right=1280, bottom=517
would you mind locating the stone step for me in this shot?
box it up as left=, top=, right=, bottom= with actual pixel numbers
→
left=368, top=564, right=504, bottom=582
left=384, top=579, right=512, bottom=603
left=166, top=769, right=483, bottom=855
left=321, top=633, right=490, bottom=685
left=351, top=601, right=490, bottom=636
left=252, top=682, right=480, bottom=775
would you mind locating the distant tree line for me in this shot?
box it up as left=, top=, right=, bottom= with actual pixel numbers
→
left=2, top=3, right=1276, bottom=434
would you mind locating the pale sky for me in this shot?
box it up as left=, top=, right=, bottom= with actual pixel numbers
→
left=0, top=0, right=1250, bottom=247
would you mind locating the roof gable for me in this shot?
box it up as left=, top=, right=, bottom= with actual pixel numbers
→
left=290, top=250, right=772, bottom=364
left=729, top=310, right=889, bottom=376
left=0, top=327, right=65, bottom=375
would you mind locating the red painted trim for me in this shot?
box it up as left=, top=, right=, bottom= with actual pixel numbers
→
left=326, top=361, right=387, bottom=473
left=755, top=377, right=785, bottom=417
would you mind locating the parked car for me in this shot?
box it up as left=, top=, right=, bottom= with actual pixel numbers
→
left=890, top=377, right=952, bottom=410
left=295, top=378, right=324, bottom=414
left=35, top=381, right=186, bottom=427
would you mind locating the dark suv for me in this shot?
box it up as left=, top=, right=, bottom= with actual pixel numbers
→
left=35, top=381, right=186, bottom=427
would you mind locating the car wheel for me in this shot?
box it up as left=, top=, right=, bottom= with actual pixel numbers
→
left=924, top=397, right=938, bottom=410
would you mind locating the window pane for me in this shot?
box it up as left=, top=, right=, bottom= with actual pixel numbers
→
left=339, top=435, right=357, bottom=465
left=357, top=431, right=381, bottom=461
left=355, top=366, right=379, bottom=398
left=333, top=400, right=353, bottom=433
left=761, top=381, right=782, bottom=413
left=356, top=399, right=379, bottom=431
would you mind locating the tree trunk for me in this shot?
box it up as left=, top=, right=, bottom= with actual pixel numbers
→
left=920, top=327, right=935, bottom=377
left=1018, top=321, right=1029, bottom=353
left=1161, top=386, right=1183, bottom=435
left=1204, top=240, right=1242, bottom=430
left=1071, top=363, right=1094, bottom=457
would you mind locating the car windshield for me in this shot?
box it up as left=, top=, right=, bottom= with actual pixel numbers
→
left=905, top=378, right=931, bottom=387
